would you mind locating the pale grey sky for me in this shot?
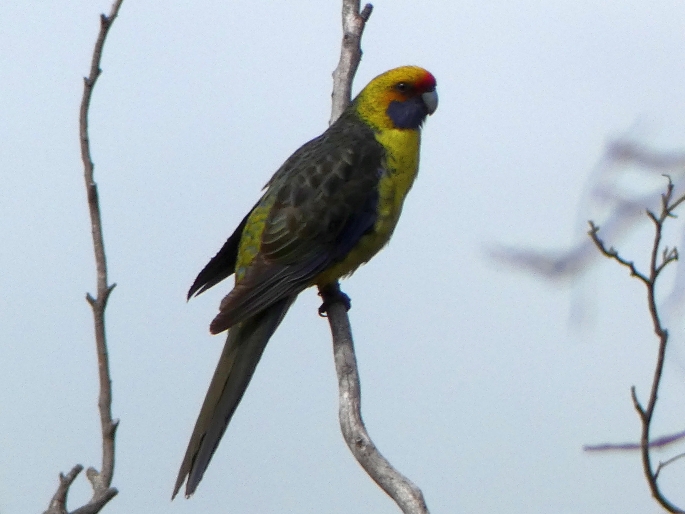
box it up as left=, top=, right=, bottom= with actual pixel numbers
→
left=3, top=1, right=685, bottom=513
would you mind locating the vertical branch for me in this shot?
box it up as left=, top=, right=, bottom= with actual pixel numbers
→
left=320, top=3, right=430, bottom=512
left=80, top=0, right=123, bottom=494
left=44, top=1, right=123, bottom=513
left=634, top=182, right=685, bottom=514
left=321, top=284, right=430, bottom=514
left=329, top=0, right=373, bottom=124
left=588, top=178, right=685, bottom=514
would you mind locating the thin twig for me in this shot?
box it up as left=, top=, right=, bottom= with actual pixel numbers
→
left=655, top=452, right=685, bottom=480
left=588, top=176, right=685, bottom=514
left=320, top=4, right=430, bottom=512
left=44, top=2, right=123, bottom=513
left=587, top=222, right=649, bottom=285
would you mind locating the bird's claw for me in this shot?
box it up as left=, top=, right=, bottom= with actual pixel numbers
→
left=318, top=283, right=351, bottom=317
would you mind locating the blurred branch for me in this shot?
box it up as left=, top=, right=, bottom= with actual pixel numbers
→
left=44, top=1, right=123, bottom=513
left=584, top=428, right=685, bottom=452
left=588, top=176, right=685, bottom=514
left=606, top=140, right=685, bottom=170
left=318, top=2, right=430, bottom=513
left=490, top=138, right=685, bottom=286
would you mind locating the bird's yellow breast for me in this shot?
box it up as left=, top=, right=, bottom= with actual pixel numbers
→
left=314, top=128, right=421, bottom=285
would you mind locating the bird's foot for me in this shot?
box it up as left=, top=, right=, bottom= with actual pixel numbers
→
left=318, top=282, right=351, bottom=317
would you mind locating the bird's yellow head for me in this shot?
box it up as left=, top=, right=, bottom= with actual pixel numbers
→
left=353, top=66, right=438, bottom=131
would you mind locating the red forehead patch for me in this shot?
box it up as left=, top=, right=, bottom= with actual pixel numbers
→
left=416, top=71, right=436, bottom=91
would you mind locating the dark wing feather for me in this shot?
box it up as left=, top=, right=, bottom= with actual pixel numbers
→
left=187, top=212, right=251, bottom=299
left=173, top=295, right=295, bottom=499
left=209, top=111, right=384, bottom=334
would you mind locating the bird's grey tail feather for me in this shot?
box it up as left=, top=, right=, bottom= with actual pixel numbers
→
left=172, top=295, right=296, bottom=499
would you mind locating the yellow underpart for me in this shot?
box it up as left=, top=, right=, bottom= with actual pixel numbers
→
left=314, top=127, right=421, bottom=285
left=313, top=66, right=427, bottom=285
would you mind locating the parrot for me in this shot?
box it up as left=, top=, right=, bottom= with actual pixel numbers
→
left=173, top=65, right=438, bottom=499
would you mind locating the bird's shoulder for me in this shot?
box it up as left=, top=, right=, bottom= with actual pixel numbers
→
left=256, top=112, right=386, bottom=261
left=265, top=111, right=384, bottom=192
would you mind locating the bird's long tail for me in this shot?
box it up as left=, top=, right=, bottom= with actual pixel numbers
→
left=173, top=295, right=296, bottom=499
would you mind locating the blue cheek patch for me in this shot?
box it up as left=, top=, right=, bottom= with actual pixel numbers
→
left=386, top=97, right=428, bottom=129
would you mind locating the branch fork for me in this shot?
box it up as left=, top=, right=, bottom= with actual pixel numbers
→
left=588, top=175, right=685, bottom=513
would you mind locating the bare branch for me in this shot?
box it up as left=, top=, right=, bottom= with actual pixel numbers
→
left=69, top=486, right=119, bottom=514
left=320, top=4, right=430, bottom=512
left=587, top=222, right=649, bottom=284
left=43, top=466, right=84, bottom=514
left=329, top=0, right=373, bottom=124
left=655, top=452, right=685, bottom=480
left=320, top=284, right=429, bottom=514
left=45, top=1, right=123, bottom=512
left=589, top=176, right=685, bottom=513
left=630, top=385, right=646, bottom=421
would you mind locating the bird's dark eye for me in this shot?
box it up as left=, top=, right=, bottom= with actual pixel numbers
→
left=395, top=82, right=410, bottom=93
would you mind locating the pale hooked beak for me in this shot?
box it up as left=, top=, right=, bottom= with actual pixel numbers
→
left=422, top=89, right=438, bottom=115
